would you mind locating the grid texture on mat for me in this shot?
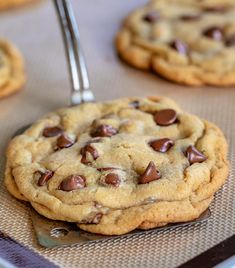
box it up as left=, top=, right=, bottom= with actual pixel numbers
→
left=0, top=0, right=234, bottom=267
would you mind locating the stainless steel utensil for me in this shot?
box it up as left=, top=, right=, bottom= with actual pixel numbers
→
left=12, top=0, right=211, bottom=248
left=31, top=207, right=211, bottom=248
left=13, top=0, right=94, bottom=137
left=54, top=0, right=94, bottom=105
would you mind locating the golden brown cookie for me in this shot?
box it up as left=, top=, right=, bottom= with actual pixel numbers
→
left=116, top=0, right=235, bottom=86
left=0, top=0, right=33, bottom=10
left=4, top=97, right=229, bottom=235
left=0, top=40, right=25, bottom=99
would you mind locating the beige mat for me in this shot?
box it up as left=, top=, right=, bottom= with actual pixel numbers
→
left=0, top=0, right=234, bottom=267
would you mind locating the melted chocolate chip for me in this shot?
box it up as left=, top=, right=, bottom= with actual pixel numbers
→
left=180, top=14, right=201, bottom=21
left=91, top=124, right=118, bottom=137
left=91, top=213, right=103, bottom=224
left=225, top=35, right=235, bottom=47
left=149, top=138, right=174, bottom=153
left=94, top=201, right=102, bottom=209
left=138, top=161, right=161, bottom=184
left=185, top=145, right=207, bottom=164
left=57, top=134, right=74, bottom=149
left=37, top=170, right=54, bottom=186
left=203, top=26, right=223, bottom=41
left=204, top=6, right=229, bottom=13
left=81, top=144, right=99, bottom=164
left=143, top=11, right=161, bottom=23
left=59, top=175, right=86, bottom=191
left=154, top=109, right=177, bottom=126
left=104, top=173, right=120, bottom=187
left=129, top=100, right=140, bottom=109
left=43, top=126, right=63, bottom=137
left=80, top=212, right=103, bottom=224
left=169, top=40, right=188, bottom=54
left=97, top=167, right=119, bottom=171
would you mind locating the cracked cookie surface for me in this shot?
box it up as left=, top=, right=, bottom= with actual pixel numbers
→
left=0, top=40, right=25, bottom=99
left=116, top=0, right=235, bottom=86
left=5, top=97, right=229, bottom=235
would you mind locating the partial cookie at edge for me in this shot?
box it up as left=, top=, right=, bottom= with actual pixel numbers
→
left=0, top=40, right=25, bottom=99
left=115, top=0, right=235, bottom=86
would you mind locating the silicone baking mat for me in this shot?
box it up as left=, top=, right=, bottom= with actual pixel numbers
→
left=0, top=0, right=234, bottom=267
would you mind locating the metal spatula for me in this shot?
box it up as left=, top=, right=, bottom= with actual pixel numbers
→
left=12, top=0, right=211, bottom=248
left=31, top=207, right=211, bottom=248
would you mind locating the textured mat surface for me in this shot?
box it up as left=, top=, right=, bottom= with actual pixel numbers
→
left=0, top=232, right=57, bottom=268
left=0, top=0, right=234, bottom=267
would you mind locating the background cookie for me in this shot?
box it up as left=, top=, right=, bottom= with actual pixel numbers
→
left=0, top=40, right=25, bottom=99
left=5, top=97, right=229, bottom=235
left=0, top=0, right=34, bottom=10
left=116, top=0, right=235, bottom=86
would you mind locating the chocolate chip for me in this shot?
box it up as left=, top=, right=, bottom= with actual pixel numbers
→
left=57, top=134, right=74, bottom=149
left=37, top=170, right=54, bottom=186
left=149, top=138, right=174, bottom=153
left=180, top=14, right=201, bottom=21
left=225, top=35, right=235, bottom=47
left=91, top=124, right=118, bottom=137
left=185, top=145, right=207, bottom=165
left=81, top=144, right=99, bottom=164
left=94, top=201, right=102, bottom=209
left=42, top=126, right=63, bottom=137
left=204, top=6, right=228, bottom=13
left=143, top=11, right=160, bottom=23
left=154, top=109, right=177, bottom=126
left=129, top=100, right=140, bottom=109
left=104, top=173, right=120, bottom=187
left=169, top=40, right=188, bottom=54
left=91, top=213, right=103, bottom=224
left=97, top=167, right=119, bottom=171
left=59, top=175, right=86, bottom=191
left=138, top=161, right=161, bottom=184
left=203, top=26, right=223, bottom=41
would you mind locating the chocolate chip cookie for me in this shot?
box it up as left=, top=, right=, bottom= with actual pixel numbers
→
left=0, top=40, right=25, bottom=99
left=5, top=97, right=229, bottom=235
left=116, top=0, right=235, bottom=86
left=0, top=0, right=33, bottom=10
